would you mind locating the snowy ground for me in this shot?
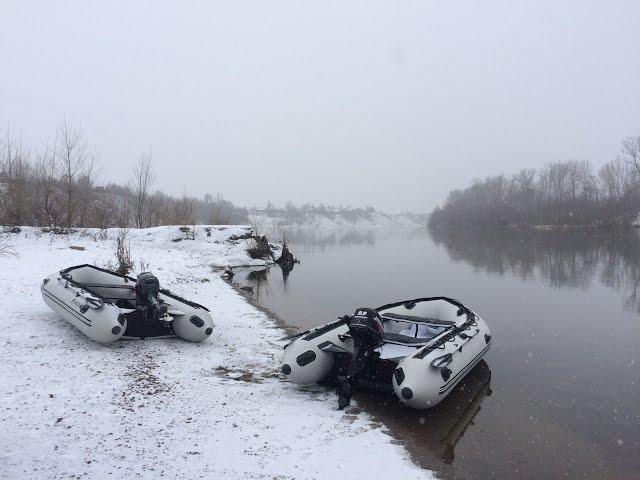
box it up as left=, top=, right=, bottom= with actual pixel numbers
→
left=0, top=226, right=431, bottom=479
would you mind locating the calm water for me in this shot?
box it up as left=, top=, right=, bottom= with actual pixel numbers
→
left=233, top=227, right=640, bottom=479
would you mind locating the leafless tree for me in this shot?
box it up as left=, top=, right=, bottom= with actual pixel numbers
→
left=248, top=206, right=265, bottom=236
left=0, top=133, right=30, bottom=226
left=621, top=136, right=640, bottom=177
left=431, top=149, right=640, bottom=228
left=55, top=120, right=95, bottom=228
left=147, top=190, right=168, bottom=226
left=129, top=150, right=155, bottom=228
left=599, top=158, right=631, bottom=203
left=32, top=141, right=60, bottom=227
left=174, top=187, right=195, bottom=225
left=207, top=193, right=232, bottom=225
left=92, top=187, right=117, bottom=229
left=1, top=121, right=254, bottom=230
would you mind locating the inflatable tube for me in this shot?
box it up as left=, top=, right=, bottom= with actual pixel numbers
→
left=391, top=313, right=491, bottom=408
left=281, top=319, right=351, bottom=384
left=41, top=264, right=213, bottom=344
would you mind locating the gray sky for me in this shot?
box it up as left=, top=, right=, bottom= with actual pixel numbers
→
left=1, top=1, right=639, bottom=212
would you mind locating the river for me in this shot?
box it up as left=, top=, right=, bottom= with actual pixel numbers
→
left=232, top=227, right=640, bottom=479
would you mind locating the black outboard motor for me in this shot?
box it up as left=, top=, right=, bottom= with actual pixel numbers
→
left=337, top=308, right=384, bottom=409
left=135, top=272, right=168, bottom=327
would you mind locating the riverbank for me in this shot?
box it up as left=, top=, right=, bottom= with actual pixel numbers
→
left=0, top=226, right=430, bottom=479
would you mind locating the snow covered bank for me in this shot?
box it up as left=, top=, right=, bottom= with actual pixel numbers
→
left=0, top=227, right=431, bottom=479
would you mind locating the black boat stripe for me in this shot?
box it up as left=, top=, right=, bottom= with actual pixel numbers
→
left=438, top=343, right=490, bottom=394
left=42, top=288, right=92, bottom=327
left=42, top=289, right=92, bottom=326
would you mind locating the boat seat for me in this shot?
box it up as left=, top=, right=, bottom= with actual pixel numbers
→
left=76, top=283, right=135, bottom=289
left=382, top=332, right=430, bottom=346
left=381, top=312, right=456, bottom=326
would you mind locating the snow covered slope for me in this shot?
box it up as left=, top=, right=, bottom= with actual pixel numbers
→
left=0, top=226, right=431, bottom=480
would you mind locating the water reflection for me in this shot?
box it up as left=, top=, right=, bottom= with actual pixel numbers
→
left=269, top=228, right=378, bottom=251
left=268, top=226, right=428, bottom=252
left=234, top=267, right=271, bottom=301
left=356, top=360, right=492, bottom=475
left=429, top=228, right=640, bottom=313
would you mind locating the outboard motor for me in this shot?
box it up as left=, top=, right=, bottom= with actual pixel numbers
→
left=135, top=272, right=168, bottom=327
left=337, top=308, right=384, bottom=409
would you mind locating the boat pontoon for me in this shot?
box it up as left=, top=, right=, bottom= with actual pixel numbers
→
left=41, top=264, right=213, bottom=344
left=280, top=297, right=491, bottom=409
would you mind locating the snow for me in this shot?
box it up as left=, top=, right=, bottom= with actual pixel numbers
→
left=0, top=226, right=432, bottom=480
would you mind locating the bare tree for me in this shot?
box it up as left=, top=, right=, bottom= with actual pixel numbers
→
left=32, top=141, right=60, bottom=228
left=430, top=150, right=640, bottom=228
left=1, top=121, right=253, bottom=230
left=147, top=190, right=167, bottom=226
left=92, top=187, right=117, bottom=229
left=599, top=157, right=632, bottom=203
left=174, top=187, right=195, bottom=225
left=0, top=133, right=30, bottom=226
left=129, top=150, right=155, bottom=228
left=248, top=206, right=265, bottom=236
left=55, top=120, right=94, bottom=228
left=207, top=193, right=232, bottom=225
left=621, top=136, right=640, bottom=177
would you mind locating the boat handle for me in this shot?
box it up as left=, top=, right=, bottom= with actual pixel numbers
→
left=85, top=297, right=104, bottom=309
left=430, top=353, right=453, bottom=369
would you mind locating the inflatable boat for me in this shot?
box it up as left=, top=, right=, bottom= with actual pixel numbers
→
left=280, top=297, right=491, bottom=409
left=41, top=264, right=213, bottom=344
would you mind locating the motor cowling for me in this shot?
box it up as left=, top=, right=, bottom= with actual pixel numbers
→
left=135, top=272, right=168, bottom=323
left=348, top=308, right=384, bottom=349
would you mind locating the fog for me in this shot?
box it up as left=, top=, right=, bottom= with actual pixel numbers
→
left=1, top=0, right=639, bottom=212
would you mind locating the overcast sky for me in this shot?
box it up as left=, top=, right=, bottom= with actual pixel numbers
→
left=1, top=1, right=639, bottom=212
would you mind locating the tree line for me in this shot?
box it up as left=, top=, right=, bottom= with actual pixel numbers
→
left=429, top=137, right=640, bottom=228
left=1, top=122, right=393, bottom=230
left=0, top=122, right=249, bottom=229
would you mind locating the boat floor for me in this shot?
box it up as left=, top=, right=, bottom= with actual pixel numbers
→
left=382, top=332, right=429, bottom=345
left=377, top=342, right=422, bottom=361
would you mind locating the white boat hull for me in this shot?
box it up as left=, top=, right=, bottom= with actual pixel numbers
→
left=281, top=297, right=491, bottom=409
left=41, top=265, right=213, bottom=344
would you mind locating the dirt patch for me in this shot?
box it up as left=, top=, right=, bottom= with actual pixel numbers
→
left=119, top=353, right=171, bottom=412
left=213, top=365, right=282, bottom=384
left=214, top=365, right=263, bottom=384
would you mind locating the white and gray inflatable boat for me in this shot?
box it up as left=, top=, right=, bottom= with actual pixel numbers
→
left=281, top=297, right=491, bottom=409
left=41, top=264, right=213, bottom=344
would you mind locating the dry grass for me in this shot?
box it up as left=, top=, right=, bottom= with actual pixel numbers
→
left=115, top=228, right=133, bottom=275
